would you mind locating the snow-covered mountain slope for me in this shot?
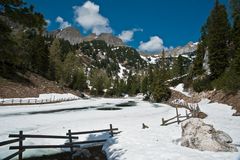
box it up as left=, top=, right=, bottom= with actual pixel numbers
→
left=0, top=98, right=239, bottom=159
left=140, top=42, right=198, bottom=64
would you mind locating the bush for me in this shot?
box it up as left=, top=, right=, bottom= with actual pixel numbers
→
left=192, top=76, right=213, bottom=93
left=152, top=84, right=171, bottom=102
left=212, top=69, right=240, bottom=93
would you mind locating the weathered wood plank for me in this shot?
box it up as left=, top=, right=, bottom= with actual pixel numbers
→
left=9, top=134, right=78, bottom=139
left=2, top=150, right=24, bottom=160
left=0, top=138, right=22, bottom=147
left=68, top=128, right=118, bottom=135
left=10, top=145, right=80, bottom=150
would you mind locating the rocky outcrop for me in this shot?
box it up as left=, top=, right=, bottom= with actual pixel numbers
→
left=208, top=91, right=240, bottom=116
left=96, top=33, right=124, bottom=46
left=181, top=118, right=238, bottom=152
left=166, top=41, right=198, bottom=58
left=53, top=27, right=83, bottom=45
left=83, top=33, right=97, bottom=42
left=48, top=27, right=124, bottom=46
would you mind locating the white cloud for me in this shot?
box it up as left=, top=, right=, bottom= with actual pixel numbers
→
left=138, top=36, right=166, bottom=53
left=45, top=19, right=51, bottom=27
left=55, top=16, right=71, bottom=29
left=73, top=1, right=112, bottom=35
left=118, top=28, right=143, bottom=43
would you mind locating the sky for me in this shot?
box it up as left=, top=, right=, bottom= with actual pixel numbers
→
left=25, top=0, right=229, bottom=52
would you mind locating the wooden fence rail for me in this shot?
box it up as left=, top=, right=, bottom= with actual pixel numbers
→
left=0, top=124, right=119, bottom=160
left=161, top=106, right=192, bottom=126
left=0, top=97, right=81, bottom=106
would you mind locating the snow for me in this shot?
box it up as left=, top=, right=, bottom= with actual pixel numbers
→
left=0, top=98, right=239, bottom=160
left=140, top=55, right=158, bottom=64
left=0, top=93, right=79, bottom=105
left=170, top=83, right=191, bottom=97
left=118, top=63, right=128, bottom=79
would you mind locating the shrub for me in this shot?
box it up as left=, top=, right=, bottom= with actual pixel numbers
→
left=192, top=76, right=213, bottom=93
left=152, top=84, right=171, bottom=102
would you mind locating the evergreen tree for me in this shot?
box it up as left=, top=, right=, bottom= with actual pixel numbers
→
left=171, top=55, right=185, bottom=77
left=49, top=38, right=62, bottom=81
left=71, top=69, right=87, bottom=91
left=141, top=75, right=149, bottom=94
left=214, top=0, right=240, bottom=92
left=207, top=0, right=230, bottom=79
left=192, top=25, right=208, bottom=76
left=89, top=69, right=110, bottom=95
left=0, top=19, right=15, bottom=75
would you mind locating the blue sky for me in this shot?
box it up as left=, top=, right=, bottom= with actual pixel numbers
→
left=25, top=0, right=229, bottom=52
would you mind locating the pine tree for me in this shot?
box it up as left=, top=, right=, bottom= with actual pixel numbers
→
left=141, top=75, right=149, bottom=94
left=71, top=69, right=87, bottom=91
left=214, top=0, right=240, bottom=92
left=192, top=25, right=208, bottom=76
left=89, top=69, right=110, bottom=95
left=207, top=0, right=230, bottom=79
left=171, top=55, right=185, bottom=77
left=49, top=38, right=62, bottom=81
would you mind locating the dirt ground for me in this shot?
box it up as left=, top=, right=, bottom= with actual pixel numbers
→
left=169, top=89, right=240, bottom=115
left=0, top=72, right=80, bottom=98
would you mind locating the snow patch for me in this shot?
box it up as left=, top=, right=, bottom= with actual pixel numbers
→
left=170, top=83, right=191, bottom=97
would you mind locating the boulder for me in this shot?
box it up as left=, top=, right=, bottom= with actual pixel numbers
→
left=181, top=118, right=238, bottom=152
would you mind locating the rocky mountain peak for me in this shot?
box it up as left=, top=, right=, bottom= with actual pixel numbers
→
left=54, top=27, right=83, bottom=45
left=96, top=33, right=124, bottom=46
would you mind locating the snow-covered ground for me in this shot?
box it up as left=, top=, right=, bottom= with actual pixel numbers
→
left=170, top=83, right=191, bottom=97
left=0, top=93, right=79, bottom=105
left=0, top=97, right=239, bottom=160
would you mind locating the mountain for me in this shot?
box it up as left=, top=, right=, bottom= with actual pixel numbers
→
left=166, top=41, right=198, bottom=58
left=96, top=33, right=124, bottom=46
left=48, top=27, right=124, bottom=46
left=140, top=41, right=198, bottom=64
left=77, top=40, right=146, bottom=79
left=83, top=33, right=97, bottom=42
left=48, top=27, right=83, bottom=45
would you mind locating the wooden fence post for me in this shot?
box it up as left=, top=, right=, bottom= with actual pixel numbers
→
left=68, top=130, right=73, bottom=160
left=110, top=124, right=113, bottom=137
left=186, top=110, right=189, bottom=119
left=161, top=118, right=165, bottom=126
left=19, top=131, right=23, bottom=160
left=176, top=106, right=180, bottom=124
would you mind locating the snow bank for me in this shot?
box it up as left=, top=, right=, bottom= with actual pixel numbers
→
left=0, top=93, right=79, bottom=105
left=170, top=83, right=191, bottom=97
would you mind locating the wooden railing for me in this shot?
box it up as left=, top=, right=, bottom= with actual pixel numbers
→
left=161, top=106, right=192, bottom=126
left=0, top=124, right=119, bottom=160
left=0, top=97, right=81, bottom=106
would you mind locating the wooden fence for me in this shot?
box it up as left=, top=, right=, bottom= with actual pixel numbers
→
left=0, top=124, right=119, bottom=160
left=0, top=97, right=81, bottom=106
left=161, top=106, right=192, bottom=126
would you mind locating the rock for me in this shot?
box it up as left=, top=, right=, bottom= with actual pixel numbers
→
left=55, top=27, right=83, bottom=45
left=72, top=148, right=91, bottom=160
left=233, top=112, right=240, bottom=116
left=196, top=111, right=208, bottom=119
left=142, top=123, right=149, bottom=129
left=96, top=33, right=124, bottom=46
left=181, top=118, right=238, bottom=152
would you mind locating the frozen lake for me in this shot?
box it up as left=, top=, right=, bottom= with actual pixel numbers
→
left=0, top=97, right=239, bottom=160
